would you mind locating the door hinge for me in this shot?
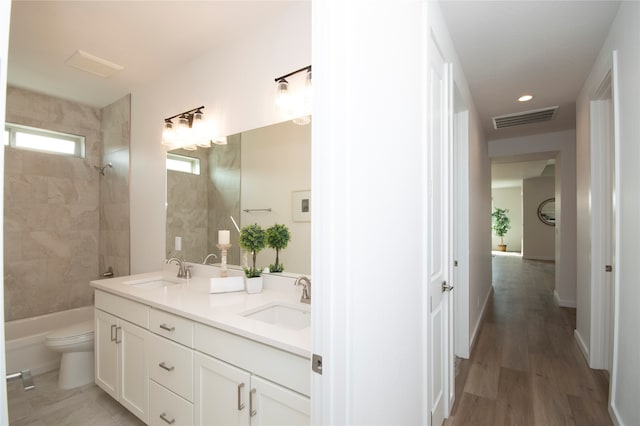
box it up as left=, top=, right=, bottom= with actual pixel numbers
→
left=312, top=354, right=323, bottom=375
left=605, top=265, right=613, bottom=272
left=454, top=260, right=458, bottom=267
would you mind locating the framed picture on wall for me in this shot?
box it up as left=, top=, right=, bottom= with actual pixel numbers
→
left=292, top=190, right=311, bottom=222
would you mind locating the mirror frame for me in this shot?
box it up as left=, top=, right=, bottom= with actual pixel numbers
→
left=537, top=197, right=556, bottom=227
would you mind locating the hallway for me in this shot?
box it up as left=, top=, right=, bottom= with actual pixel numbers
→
left=449, top=255, right=611, bottom=425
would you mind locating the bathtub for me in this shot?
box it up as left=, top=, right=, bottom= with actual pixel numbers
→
left=5, top=306, right=94, bottom=376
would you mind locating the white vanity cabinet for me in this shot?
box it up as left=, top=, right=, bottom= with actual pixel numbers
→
left=194, top=323, right=310, bottom=425
left=94, top=291, right=150, bottom=424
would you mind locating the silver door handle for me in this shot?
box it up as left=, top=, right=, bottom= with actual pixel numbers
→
left=250, top=388, right=257, bottom=417
left=441, top=281, right=454, bottom=292
left=159, top=412, right=175, bottom=424
left=237, top=383, right=245, bottom=410
left=158, top=362, right=175, bottom=372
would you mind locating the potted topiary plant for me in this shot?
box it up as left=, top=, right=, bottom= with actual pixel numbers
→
left=492, top=207, right=511, bottom=251
left=266, top=223, right=291, bottom=273
left=238, top=223, right=266, bottom=293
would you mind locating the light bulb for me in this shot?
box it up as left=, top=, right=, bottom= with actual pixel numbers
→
left=192, top=110, right=210, bottom=147
left=161, top=120, right=176, bottom=147
left=275, top=78, right=290, bottom=110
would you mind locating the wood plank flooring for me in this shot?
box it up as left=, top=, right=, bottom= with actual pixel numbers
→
left=447, top=255, right=611, bottom=426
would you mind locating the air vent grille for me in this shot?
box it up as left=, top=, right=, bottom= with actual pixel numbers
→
left=493, top=106, right=559, bottom=129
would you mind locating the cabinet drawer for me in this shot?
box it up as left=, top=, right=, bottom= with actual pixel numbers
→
left=149, top=380, right=193, bottom=426
left=149, top=334, right=194, bottom=402
left=150, top=309, right=194, bottom=347
left=194, top=324, right=310, bottom=397
left=95, top=290, right=149, bottom=328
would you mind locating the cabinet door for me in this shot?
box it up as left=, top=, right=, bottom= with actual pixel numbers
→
left=95, top=309, right=119, bottom=400
left=194, top=352, right=250, bottom=426
left=250, top=376, right=310, bottom=426
left=120, top=320, right=149, bottom=424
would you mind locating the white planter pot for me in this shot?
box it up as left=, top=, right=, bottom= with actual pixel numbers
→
left=245, top=276, right=263, bottom=294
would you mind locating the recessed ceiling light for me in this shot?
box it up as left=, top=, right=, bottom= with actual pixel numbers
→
left=518, top=94, right=534, bottom=102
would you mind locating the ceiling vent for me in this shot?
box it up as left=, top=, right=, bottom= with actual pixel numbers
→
left=65, top=50, right=124, bottom=78
left=492, top=106, right=559, bottom=129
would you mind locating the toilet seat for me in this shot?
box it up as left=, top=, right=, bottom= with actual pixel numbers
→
left=46, top=320, right=94, bottom=347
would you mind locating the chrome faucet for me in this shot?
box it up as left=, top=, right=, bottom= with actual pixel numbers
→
left=202, top=253, right=218, bottom=265
left=294, top=276, right=311, bottom=304
left=166, top=257, right=190, bottom=278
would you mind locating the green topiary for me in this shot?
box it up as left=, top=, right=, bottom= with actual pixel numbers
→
left=238, top=223, right=266, bottom=278
left=266, top=223, right=291, bottom=273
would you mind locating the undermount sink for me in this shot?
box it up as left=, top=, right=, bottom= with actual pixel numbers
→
left=243, top=303, right=311, bottom=330
left=123, top=277, right=180, bottom=289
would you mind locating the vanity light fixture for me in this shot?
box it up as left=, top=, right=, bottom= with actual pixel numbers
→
left=274, top=65, right=312, bottom=125
left=161, top=106, right=214, bottom=149
left=518, top=94, right=534, bottom=102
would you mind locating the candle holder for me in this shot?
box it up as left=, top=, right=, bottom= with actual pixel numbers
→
left=216, top=243, right=232, bottom=277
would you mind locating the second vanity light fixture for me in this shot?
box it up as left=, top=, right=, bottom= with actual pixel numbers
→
left=275, top=65, right=312, bottom=125
left=161, top=106, right=227, bottom=150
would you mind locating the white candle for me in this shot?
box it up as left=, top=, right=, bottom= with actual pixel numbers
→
left=218, top=230, right=230, bottom=245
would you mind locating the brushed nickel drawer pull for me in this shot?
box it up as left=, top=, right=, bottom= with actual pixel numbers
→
left=159, top=412, right=175, bottom=424
left=159, top=362, right=175, bottom=372
left=115, top=326, right=122, bottom=344
left=110, top=324, right=117, bottom=342
left=159, top=323, right=175, bottom=332
left=250, top=388, right=257, bottom=417
left=237, top=382, right=245, bottom=410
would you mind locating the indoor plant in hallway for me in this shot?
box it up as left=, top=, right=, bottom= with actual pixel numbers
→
left=492, top=207, right=511, bottom=252
left=239, top=223, right=266, bottom=293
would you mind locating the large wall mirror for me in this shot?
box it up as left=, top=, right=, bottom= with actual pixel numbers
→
left=166, top=120, right=311, bottom=275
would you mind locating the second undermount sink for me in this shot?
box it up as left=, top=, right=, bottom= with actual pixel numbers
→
left=123, top=277, right=180, bottom=289
left=243, top=303, right=311, bottom=330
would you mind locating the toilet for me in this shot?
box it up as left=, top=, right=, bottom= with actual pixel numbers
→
left=45, top=320, right=95, bottom=389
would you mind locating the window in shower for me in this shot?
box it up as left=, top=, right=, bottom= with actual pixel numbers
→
left=4, top=123, right=85, bottom=158
left=166, top=152, right=201, bottom=175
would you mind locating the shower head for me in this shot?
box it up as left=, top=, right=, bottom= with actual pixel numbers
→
left=95, top=162, right=113, bottom=176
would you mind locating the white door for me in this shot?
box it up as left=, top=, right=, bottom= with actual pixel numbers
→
left=95, top=309, right=119, bottom=400
left=119, top=320, right=149, bottom=423
left=194, top=352, right=250, bottom=426
left=251, top=376, right=310, bottom=426
left=427, top=36, right=452, bottom=426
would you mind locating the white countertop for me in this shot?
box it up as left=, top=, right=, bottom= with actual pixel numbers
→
left=90, top=268, right=311, bottom=358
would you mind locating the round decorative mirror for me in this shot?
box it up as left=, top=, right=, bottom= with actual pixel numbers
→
left=537, top=198, right=556, bottom=226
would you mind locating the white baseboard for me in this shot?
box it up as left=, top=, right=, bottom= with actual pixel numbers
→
left=609, top=403, right=622, bottom=426
left=469, top=286, right=494, bottom=353
left=574, top=329, right=590, bottom=363
left=554, top=290, right=577, bottom=308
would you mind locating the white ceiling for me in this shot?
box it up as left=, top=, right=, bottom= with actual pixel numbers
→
left=440, top=0, right=621, bottom=141
left=7, top=1, right=293, bottom=108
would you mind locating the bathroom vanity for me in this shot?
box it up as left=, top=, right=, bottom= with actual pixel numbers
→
left=90, top=267, right=311, bottom=425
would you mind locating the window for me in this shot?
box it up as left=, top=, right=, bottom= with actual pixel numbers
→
left=166, top=153, right=200, bottom=175
left=4, top=123, right=85, bottom=157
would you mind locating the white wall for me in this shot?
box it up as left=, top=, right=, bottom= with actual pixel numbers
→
left=130, top=2, right=311, bottom=273
left=431, top=2, right=492, bottom=359
left=489, top=130, right=576, bottom=307
left=576, top=2, right=640, bottom=424
left=522, top=177, right=554, bottom=260
left=0, top=1, right=11, bottom=423
left=491, top=187, right=522, bottom=252
left=240, top=121, right=311, bottom=275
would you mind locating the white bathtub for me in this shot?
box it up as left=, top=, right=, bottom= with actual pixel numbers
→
left=5, top=306, right=94, bottom=376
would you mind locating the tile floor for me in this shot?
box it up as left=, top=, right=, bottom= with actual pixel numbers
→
left=7, top=370, right=144, bottom=426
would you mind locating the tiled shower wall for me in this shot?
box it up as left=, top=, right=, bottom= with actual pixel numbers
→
left=4, top=86, right=101, bottom=321
left=4, top=87, right=131, bottom=321
left=99, top=95, right=130, bottom=277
